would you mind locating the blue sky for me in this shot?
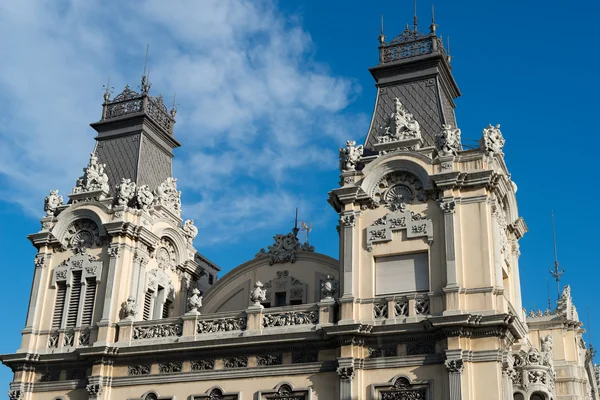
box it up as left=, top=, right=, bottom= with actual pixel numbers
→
left=1, top=0, right=599, bottom=387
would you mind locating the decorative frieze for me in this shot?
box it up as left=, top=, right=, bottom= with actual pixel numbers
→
left=366, top=203, right=433, bottom=251
left=368, top=346, right=397, bottom=358
left=375, top=376, right=428, bottom=400
left=48, top=331, right=59, bottom=348
left=256, top=354, right=282, bottom=366
left=407, top=342, right=435, bottom=355
left=132, top=322, right=183, bottom=340
left=373, top=302, right=388, bottom=319
left=262, top=310, right=318, bottom=327
left=223, top=356, right=248, bottom=369
left=292, top=351, right=318, bottom=364
left=159, top=361, right=182, bottom=374
left=394, top=299, right=408, bottom=317
left=191, top=359, right=215, bottom=371
left=63, top=329, right=74, bottom=346
left=128, top=364, right=151, bottom=376
left=197, top=316, right=246, bottom=334
left=39, top=371, right=60, bottom=382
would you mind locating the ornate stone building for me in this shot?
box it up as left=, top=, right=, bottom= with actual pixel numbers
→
left=1, top=17, right=598, bottom=400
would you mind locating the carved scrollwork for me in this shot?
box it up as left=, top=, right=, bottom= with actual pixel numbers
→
left=256, top=354, right=282, bottom=366
left=366, top=203, right=433, bottom=250
left=445, top=359, right=464, bottom=374
left=415, top=298, right=430, bottom=315
left=197, top=317, right=246, bottom=333
left=158, top=361, right=182, bottom=374
left=223, top=356, right=248, bottom=369
left=368, top=346, right=397, bottom=358
left=132, top=323, right=183, bottom=340
left=262, top=310, right=318, bottom=327
left=292, top=351, right=318, bottom=364
left=128, top=364, right=151, bottom=376
left=394, top=299, right=408, bottom=317
left=336, top=366, right=355, bottom=380
left=191, top=359, right=215, bottom=371
left=373, top=302, right=388, bottom=319
left=86, top=383, right=102, bottom=396
left=155, top=237, right=177, bottom=271
left=63, top=330, right=74, bottom=346
left=255, top=230, right=314, bottom=265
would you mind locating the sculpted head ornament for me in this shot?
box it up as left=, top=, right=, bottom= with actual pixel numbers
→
left=44, top=190, right=63, bottom=216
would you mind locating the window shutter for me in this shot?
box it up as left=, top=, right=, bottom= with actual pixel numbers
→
left=162, top=299, right=171, bottom=319
left=52, top=282, right=67, bottom=329
left=143, top=290, right=153, bottom=321
left=81, top=278, right=97, bottom=326
left=66, top=271, right=82, bottom=328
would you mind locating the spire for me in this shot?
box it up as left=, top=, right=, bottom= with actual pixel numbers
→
left=429, top=4, right=437, bottom=34
left=378, top=14, right=386, bottom=45
left=549, top=211, right=565, bottom=300
left=413, top=0, right=418, bottom=32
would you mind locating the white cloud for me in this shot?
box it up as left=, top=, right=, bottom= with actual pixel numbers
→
left=0, top=0, right=368, bottom=244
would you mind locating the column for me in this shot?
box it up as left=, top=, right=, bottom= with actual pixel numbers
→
left=445, top=358, right=464, bottom=400
left=337, top=358, right=355, bottom=400
left=339, top=211, right=358, bottom=323
left=25, top=254, right=49, bottom=328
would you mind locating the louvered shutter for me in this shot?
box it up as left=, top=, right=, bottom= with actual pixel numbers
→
left=66, top=271, right=82, bottom=328
left=81, top=279, right=97, bottom=326
left=52, top=282, right=67, bottom=329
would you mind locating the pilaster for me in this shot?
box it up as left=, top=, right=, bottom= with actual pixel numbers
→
left=339, top=210, right=359, bottom=323
left=96, top=245, right=121, bottom=345
left=337, top=357, right=355, bottom=400
left=445, top=354, right=464, bottom=400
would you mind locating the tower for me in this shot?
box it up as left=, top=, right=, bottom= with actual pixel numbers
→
left=92, top=75, right=180, bottom=197
left=329, top=17, right=530, bottom=400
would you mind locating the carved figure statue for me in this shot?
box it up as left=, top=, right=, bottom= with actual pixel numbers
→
left=321, top=275, right=337, bottom=300
left=73, top=153, right=110, bottom=194
left=116, top=178, right=136, bottom=206
left=44, top=190, right=63, bottom=216
left=154, top=177, right=181, bottom=215
left=379, top=98, right=421, bottom=143
left=541, top=335, right=555, bottom=372
left=480, top=124, right=505, bottom=155
left=122, top=296, right=138, bottom=320
left=250, top=281, right=267, bottom=306
left=187, top=288, right=203, bottom=313
left=182, top=219, right=198, bottom=244
left=136, top=185, right=154, bottom=211
left=436, top=124, right=462, bottom=156
left=339, top=140, right=363, bottom=172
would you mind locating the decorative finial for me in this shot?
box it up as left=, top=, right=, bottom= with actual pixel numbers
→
left=141, top=44, right=151, bottom=94
left=301, top=220, right=313, bottom=244
left=446, top=36, right=452, bottom=63
left=549, top=211, right=565, bottom=300
left=292, top=208, right=299, bottom=237
left=170, top=92, right=178, bottom=118
left=413, top=0, right=418, bottom=32
left=378, top=14, right=386, bottom=44
left=102, top=76, right=113, bottom=103
left=429, top=4, right=437, bottom=34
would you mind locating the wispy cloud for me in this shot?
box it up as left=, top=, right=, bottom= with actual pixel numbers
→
left=0, top=0, right=368, bottom=244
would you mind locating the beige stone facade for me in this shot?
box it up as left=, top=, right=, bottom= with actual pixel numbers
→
left=2, top=20, right=598, bottom=400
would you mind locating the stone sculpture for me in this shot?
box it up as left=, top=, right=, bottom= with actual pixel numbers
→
left=480, top=124, right=505, bottom=155
left=44, top=190, right=63, bottom=216
left=187, top=288, right=203, bottom=313
left=73, top=153, right=110, bottom=194
left=321, top=275, right=337, bottom=300
left=182, top=219, right=198, bottom=244
left=136, top=184, right=154, bottom=211
left=250, top=281, right=267, bottom=306
left=116, top=178, right=136, bottom=206
left=122, top=296, right=138, bottom=320
left=339, top=140, right=363, bottom=172
left=154, top=177, right=181, bottom=215
left=436, top=124, right=462, bottom=156
left=378, top=97, right=421, bottom=143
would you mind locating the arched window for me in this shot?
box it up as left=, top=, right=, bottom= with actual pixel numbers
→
left=530, top=393, right=545, bottom=400
left=513, top=393, right=524, bottom=400
left=144, top=393, right=158, bottom=400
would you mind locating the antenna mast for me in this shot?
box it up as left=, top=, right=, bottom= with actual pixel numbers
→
left=549, top=211, right=565, bottom=300
left=292, top=208, right=299, bottom=236
left=413, top=0, right=418, bottom=32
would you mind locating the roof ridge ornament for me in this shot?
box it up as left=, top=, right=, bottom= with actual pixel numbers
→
left=255, top=228, right=315, bottom=265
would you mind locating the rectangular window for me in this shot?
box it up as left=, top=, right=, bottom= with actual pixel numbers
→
left=66, top=271, right=82, bottom=327
left=81, top=278, right=97, bottom=326
left=52, top=282, right=67, bottom=329
left=208, top=274, right=214, bottom=285
left=143, top=290, right=153, bottom=321
left=375, top=253, right=429, bottom=295
left=290, top=299, right=302, bottom=306
left=275, top=292, right=286, bottom=307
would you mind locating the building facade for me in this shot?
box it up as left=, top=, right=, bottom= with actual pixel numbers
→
left=2, top=18, right=598, bottom=400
